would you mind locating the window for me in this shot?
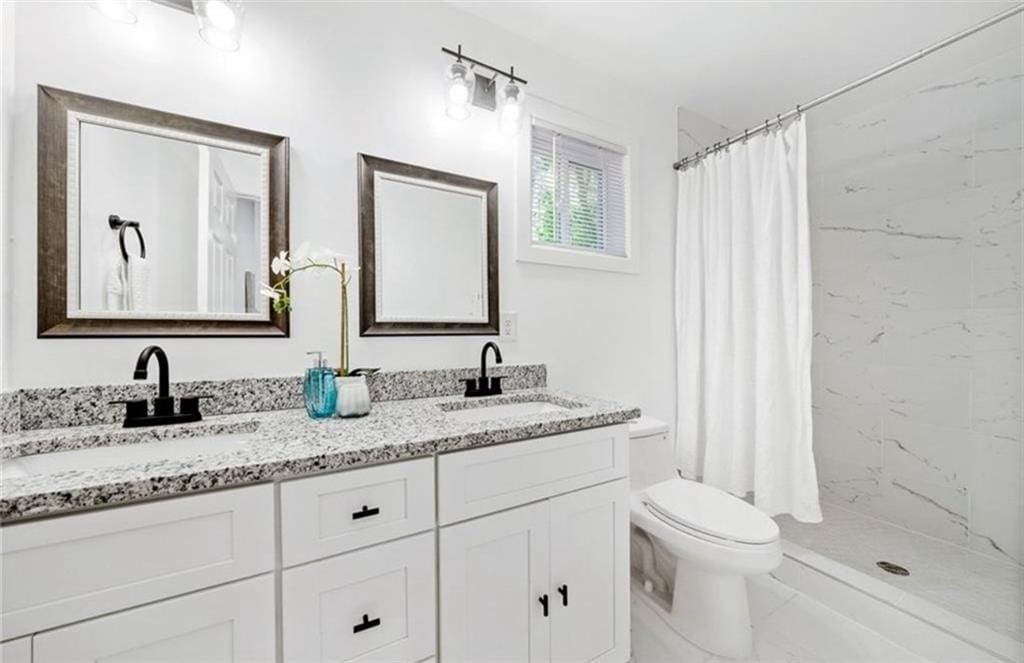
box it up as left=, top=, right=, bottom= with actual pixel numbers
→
left=530, top=124, right=628, bottom=258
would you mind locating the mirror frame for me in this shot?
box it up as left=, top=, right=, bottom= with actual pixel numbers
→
left=37, top=85, right=290, bottom=337
left=357, top=153, right=499, bottom=336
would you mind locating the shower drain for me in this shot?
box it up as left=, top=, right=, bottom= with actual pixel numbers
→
left=876, top=561, right=910, bottom=576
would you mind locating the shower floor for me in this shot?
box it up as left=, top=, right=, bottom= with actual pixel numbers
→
left=776, top=502, right=1024, bottom=646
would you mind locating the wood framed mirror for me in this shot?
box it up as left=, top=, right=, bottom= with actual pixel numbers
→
left=37, top=85, right=290, bottom=337
left=358, top=154, right=499, bottom=336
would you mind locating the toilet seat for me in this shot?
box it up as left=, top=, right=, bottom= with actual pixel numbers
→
left=643, top=478, right=779, bottom=546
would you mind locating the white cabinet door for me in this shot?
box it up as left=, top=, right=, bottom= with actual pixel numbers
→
left=282, top=532, right=436, bottom=663
left=550, top=479, right=630, bottom=663
left=440, top=501, right=551, bottom=663
left=0, top=637, right=31, bottom=663
left=32, top=575, right=275, bottom=663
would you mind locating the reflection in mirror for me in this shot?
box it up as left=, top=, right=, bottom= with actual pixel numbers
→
left=74, top=122, right=266, bottom=318
left=376, top=173, right=487, bottom=323
left=358, top=154, right=498, bottom=336
left=38, top=85, right=288, bottom=337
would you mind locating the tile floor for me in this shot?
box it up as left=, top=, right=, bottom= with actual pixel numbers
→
left=776, top=502, right=1024, bottom=643
left=631, top=575, right=924, bottom=663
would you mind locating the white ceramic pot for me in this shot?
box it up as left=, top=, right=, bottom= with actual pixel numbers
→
left=335, top=375, right=371, bottom=418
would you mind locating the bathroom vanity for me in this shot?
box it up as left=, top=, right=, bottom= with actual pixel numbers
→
left=0, top=385, right=637, bottom=663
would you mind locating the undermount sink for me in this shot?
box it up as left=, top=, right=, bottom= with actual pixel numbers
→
left=1, top=433, right=253, bottom=480
left=441, top=400, right=571, bottom=423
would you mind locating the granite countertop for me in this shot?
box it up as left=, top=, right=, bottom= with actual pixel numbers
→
left=0, top=389, right=640, bottom=523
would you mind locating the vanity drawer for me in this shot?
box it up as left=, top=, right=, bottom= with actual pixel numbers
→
left=0, top=484, right=274, bottom=639
left=437, top=424, right=628, bottom=524
left=282, top=531, right=436, bottom=663
left=32, top=575, right=275, bottom=663
left=280, top=457, right=434, bottom=566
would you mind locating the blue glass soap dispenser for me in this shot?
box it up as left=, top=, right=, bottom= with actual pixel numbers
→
left=303, top=351, right=337, bottom=419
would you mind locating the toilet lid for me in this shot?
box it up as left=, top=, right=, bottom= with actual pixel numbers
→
left=644, top=478, right=779, bottom=545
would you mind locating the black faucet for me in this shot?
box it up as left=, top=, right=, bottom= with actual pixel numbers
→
left=464, top=341, right=504, bottom=397
left=112, top=345, right=208, bottom=428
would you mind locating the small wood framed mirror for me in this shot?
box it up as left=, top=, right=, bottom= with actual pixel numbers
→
left=37, top=85, right=290, bottom=337
left=357, top=154, right=499, bottom=336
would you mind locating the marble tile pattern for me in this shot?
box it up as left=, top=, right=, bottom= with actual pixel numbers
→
left=808, top=28, right=1023, bottom=565
left=0, top=388, right=638, bottom=522
left=11, top=364, right=547, bottom=431
left=778, top=502, right=1024, bottom=645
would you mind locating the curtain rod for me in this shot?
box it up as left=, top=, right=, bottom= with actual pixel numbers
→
left=673, top=3, right=1024, bottom=171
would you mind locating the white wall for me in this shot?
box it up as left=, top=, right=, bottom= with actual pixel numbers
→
left=1, top=2, right=14, bottom=391
left=3, top=2, right=678, bottom=430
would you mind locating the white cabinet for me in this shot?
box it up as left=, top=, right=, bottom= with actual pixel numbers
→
left=280, top=457, right=434, bottom=566
left=437, top=425, right=629, bottom=525
left=440, top=500, right=551, bottom=662
left=1, top=484, right=274, bottom=639
left=550, top=480, right=630, bottom=663
left=0, top=637, right=31, bottom=663
left=282, top=531, right=436, bottom=662
left=440, top=479, right=630, bottom=663
left=32, top=575, right=275, bottom=663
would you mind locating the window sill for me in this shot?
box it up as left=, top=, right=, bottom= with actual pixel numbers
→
left=516, top=242, right=639, bottom=274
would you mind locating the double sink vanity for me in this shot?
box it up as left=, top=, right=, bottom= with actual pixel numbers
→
left=0, top=366, right=638, bottom=663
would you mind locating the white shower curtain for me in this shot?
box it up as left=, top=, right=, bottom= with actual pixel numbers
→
left=676, top=116, right=822, bottom=523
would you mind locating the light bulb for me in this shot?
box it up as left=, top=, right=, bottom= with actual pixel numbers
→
left=192, top=0, right=244, bottom=51
left=497, top=80, right=525, bottom=135
left=204, top=0, right=237, bottom=30
left=449, top=81, right=470, bottom=104
left=91, top=0, right=137, bottom=24
left=444, top=60, right=474, bottom=121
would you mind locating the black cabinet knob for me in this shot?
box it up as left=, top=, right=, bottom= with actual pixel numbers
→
left=352, top=505, right=381, bottom=520
left=557, top=584, right=568, bottom=607
left=538, top=594, right=549, bottom=617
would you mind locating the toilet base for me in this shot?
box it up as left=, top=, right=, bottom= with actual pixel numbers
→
left=666, top=563, right=753, bottom=659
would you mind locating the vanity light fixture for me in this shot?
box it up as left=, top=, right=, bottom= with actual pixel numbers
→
left=497, top=77, right=525, bottom=135
left=91, top=0, right=138, bottom=24
left=192, top=0, right=244, bottom=51
left=441, top=45, right=527, bottom=131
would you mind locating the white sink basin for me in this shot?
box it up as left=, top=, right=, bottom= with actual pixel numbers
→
left=1, top=433, right=253, bottom=480
left=442, top=400, right=570, bottom=423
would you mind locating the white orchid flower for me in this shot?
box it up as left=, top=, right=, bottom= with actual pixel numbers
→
left=270, top=251, right=291, bottom=276
left=291, top=242, right=312, bottom=267
left=259, top=283, right=281, bottom=301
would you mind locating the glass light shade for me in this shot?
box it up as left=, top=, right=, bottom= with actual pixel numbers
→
left=444, top=60, right=474, bottom=121
left=497, top=80, right=525, bottom=135
left=91, top=0, right=138, bottom=24
left=192, top=0, right=245, bottom=52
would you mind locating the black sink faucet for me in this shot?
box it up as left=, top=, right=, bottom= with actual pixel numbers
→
left=135, top=345, right=170, bottom=401
left=465, top=341, right=504, bottom=397
left=111, top=345, right=208, bottom=428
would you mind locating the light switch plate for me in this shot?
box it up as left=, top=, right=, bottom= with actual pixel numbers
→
left=500, top=311, right=518, bottom=341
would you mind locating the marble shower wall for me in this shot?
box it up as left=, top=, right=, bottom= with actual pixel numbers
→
left=808, top=16, right=1023, bottom=565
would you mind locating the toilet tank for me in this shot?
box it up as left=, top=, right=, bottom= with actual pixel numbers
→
left=627, top=416, right=675, bottom=491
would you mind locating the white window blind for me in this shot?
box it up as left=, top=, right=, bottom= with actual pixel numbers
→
left=530, top=124, right=628, bottom=257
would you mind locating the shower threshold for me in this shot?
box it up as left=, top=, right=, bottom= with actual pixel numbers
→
left=775, top=503, right=1023, bottom=662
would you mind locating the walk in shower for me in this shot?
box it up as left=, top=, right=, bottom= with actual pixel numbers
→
left=773, top=7, right=1022, bottom=657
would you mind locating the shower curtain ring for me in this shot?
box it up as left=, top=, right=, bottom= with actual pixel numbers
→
left=796, top=104, right=802, bottom=116
left=764, top=119, right=770, bottom=133
left=743, top=128, right=749, bottom=143
left=776, top=113, right=783, bottom=128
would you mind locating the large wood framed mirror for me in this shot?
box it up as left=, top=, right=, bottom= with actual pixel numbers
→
left=358, top=154, right=499, bottom=336
left=37, top=85, right=289, bottom=337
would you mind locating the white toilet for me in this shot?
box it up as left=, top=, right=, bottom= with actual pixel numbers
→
left=628, top=417, right=782, bottom=659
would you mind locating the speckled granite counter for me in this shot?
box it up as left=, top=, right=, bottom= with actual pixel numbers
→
left=0, top=389, right=639, bottom=523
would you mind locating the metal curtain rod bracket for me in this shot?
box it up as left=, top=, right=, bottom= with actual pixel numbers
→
left=441, top=45, right=528, bottom=85
left=671, top=3, right=1024, bottom=171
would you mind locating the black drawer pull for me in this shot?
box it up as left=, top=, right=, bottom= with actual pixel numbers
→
left=538, top=594, right=549, bottom=618
left=352, top=505, right=380, bottom=520
left=353, top=613, right=381, bottom=634
left=557, top=584, right=568, bottom=607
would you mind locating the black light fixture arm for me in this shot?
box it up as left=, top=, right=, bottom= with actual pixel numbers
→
left=441, top=45, right=527, bottom=85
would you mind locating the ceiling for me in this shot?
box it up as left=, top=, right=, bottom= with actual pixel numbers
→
left=451, top=0, right=1019, bottom=130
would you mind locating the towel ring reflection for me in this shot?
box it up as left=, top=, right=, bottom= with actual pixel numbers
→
left=108, top=214, right=146, bottom=262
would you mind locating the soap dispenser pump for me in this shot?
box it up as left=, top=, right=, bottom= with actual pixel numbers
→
left=303, top=351, right=337, bottom=419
